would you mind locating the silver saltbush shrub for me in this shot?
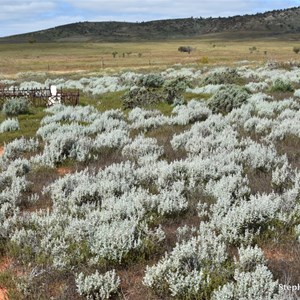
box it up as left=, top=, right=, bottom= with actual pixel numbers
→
left=212, top=265, right=280, bottom=300
left=122, top=134, right=164, bottom=165
left=143, top=223, right=227, bottom=298
left=171, top=100, right=211, bottom=125
left=2, top=98, right=29, bottom=116
left=0, top=118, right=19, bottom=133
left=75, top=270, right=120, bottom=300
left=213, top=246, right=279, bottom=300
left=1, top=137, right=39, bottom=162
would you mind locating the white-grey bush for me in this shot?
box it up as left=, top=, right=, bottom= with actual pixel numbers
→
left=143, top=223, right=227, bottom=297
left=1, top=137, right=39, bottom=162
left=171, top=100, right=211, bottom=125
left=2, top=98, right=29, bottom=116
left=75, top=270, right=120, bottom=300
left=0, top=118, right=19, bottom=133
left=212, top=265, right=280, bottom=300
left=122, top=134, right=164, bottom=165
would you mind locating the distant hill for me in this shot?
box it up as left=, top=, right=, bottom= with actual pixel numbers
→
left=1, top=6, right=300, bottom=43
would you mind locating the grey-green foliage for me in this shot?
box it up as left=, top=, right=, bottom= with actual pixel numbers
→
left=208, top=85, right=250, bottom=114
left=2, top=98, right=29, bottom=116
left=201, top=68, right=242, bottom=86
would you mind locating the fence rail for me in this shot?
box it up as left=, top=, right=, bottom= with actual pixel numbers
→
left=0, top=86, right=79, bottom=106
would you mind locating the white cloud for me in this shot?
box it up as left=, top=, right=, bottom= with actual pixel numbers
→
left=0, top=16, right=84, bottom=37
left=0, top=1, right=56, bottom=20
left=64, top=0, right=300, bottom=18
left=66, top=0, right=247, bottom=17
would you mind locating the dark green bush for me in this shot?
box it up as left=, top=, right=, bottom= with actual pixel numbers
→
left=163, top=77, right=189, bottom=104
left=123, top=76, right=191, bottom=108
left=208, top=85, right=250, bottom=114
left=293, top=46, right=300, bottom=54
left=122, top=86, right=163, bottom=109
left=123, top=74, right=192, bottom=108
left=2, top=98, right=29, bottom=116
left=138, top=74, right=165, bottom=88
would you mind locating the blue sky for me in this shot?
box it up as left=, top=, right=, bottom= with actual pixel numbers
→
left=1, top=0, right=300, bottom=37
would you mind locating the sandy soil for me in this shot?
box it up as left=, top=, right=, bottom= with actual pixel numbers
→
left=0, top=258, right=11, bottom=300
left=263, top=247, right=294, bottom=262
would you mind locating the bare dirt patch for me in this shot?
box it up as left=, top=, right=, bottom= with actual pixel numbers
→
left=118, top=263, right=158, bottom=300
left=263, top=244, right=300, bottom=285
left=264, top=247, right=294, bottom=263
left=57, top=167, right=73, bottom=176
left=0, top=258, right=12, bottom=273
left=0, top=257, right=11, bottom=300
left=0, top=147, right=4, bottom=157
left=0, top=288, right=9, bottom=300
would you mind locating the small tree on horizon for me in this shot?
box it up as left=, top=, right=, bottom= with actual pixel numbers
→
left=293, top=46, right=300, bottom=54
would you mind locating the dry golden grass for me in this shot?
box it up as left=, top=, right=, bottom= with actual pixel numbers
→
left=0, top=38, right=300, bottom=78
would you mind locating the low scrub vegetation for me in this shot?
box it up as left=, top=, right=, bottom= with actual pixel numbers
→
left=270, top=79, right=294, bottom=93
left=208, top=84, right=250, bottom=113
left=2, top=98, right=29, bottom=116
left=0, top=61, right=300, bottom=299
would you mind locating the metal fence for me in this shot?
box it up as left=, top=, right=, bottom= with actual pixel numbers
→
left=0, top=86, right=79, bottom=106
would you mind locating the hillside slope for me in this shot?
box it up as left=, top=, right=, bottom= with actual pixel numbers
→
left=1, top=6, right=300, bottom=42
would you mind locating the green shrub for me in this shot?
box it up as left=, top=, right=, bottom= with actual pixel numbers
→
left=163, top=77, right=189, bottom=104
left=293, top=46, right=300, bottom=54
left=123, top=76, right=190, bottom=108
left=270, top=79, right=294, bottom=92
left=249, top=46, right=257, bottom=53
left=138, top=74, right=165, bottom=88
left=2, top=98, right=29, bottom=116
left=201, top=68, right=242, bottom=85
left=122, top=86, right=163, bottom=109
left=208, top=85, right=250, bottom=114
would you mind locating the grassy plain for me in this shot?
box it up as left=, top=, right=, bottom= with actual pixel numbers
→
left=0, top=37, right=300, bottom=77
